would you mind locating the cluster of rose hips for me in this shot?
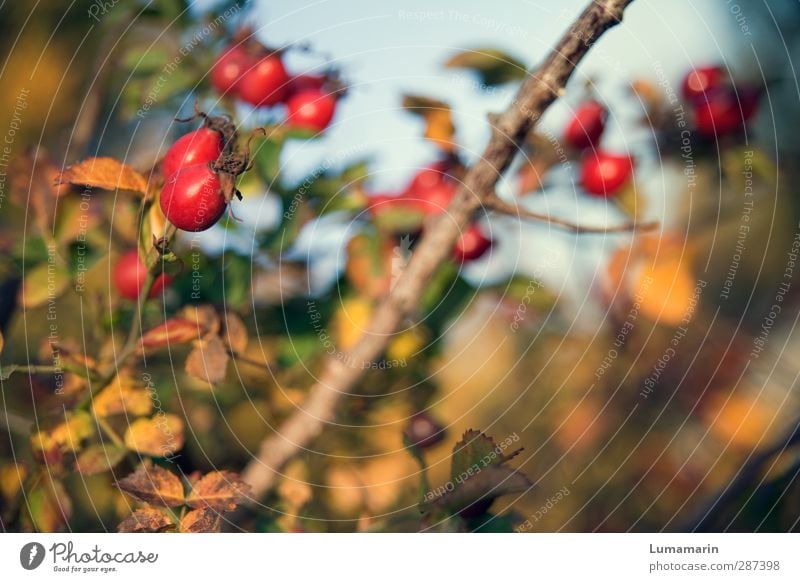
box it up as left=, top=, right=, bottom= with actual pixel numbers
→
left=557, top=65, right=760, bottom=200
left=210, top=39, right=340, bottom=133
left=367, top=161, right=493, bottom=263
left=680, top=65, right=760, bottom=137
left=561, top=99, right=635, bottom=198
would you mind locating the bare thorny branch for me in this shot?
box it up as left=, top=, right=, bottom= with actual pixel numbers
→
left=240, top=0, right=640, bottom=501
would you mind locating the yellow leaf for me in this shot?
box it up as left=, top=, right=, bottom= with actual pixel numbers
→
left=92, top=377, right=153, bottom=417
left=124, top=414, right=185, bottom=457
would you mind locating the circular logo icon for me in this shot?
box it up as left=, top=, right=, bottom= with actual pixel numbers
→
left=19, top=542, right=46, bottom=570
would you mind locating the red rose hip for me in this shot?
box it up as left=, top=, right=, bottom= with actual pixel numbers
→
left=162, top=127, right=224, bottom=179
left=682, top=65, right=725, bottom=102
left=160, top=163, right=227, bottom=232
left=210, top=45, right=252, bottom=95
left=238, top=54, right=289, bottom=107
left=113, top=250, right=172, bottom=301
left=564, top=100, right=607, bottom=150
left=693, top=87, right=759, bottom=137
left=580, top=151, right=634, bottom=197
left=453, top=224, right=492, bottom=262
left=286, top=89, right=337, bottom=132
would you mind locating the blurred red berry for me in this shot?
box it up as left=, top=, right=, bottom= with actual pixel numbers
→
left=287, top=74, right=326, bottom=96
left=563, top=100, right=607, bottom=149
left=580, top=150, right=634, bottom=197
left=681, top=65, right=725, bottom=102
left=453, top=223, right=492, bottom=262
left=113, top=250, right=172, bottom=301
left=693, top=87, right=759, bottom=137
left=238, top=54, right=289, bottom=107
left=286, top=89, right=337, bottom=132
left=404, top=413, right=446, bottom=449
left=210, top=46, right=252, bottom=94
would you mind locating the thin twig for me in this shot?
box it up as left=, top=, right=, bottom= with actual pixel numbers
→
left=240, top=0, right=637, bottom=501
left=486, top=197, right=658, bottom=233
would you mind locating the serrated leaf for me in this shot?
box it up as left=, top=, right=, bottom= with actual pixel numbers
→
left=20, top=262, right=71, bottom=309
left=92, top=378, right=153, bottom=417
left=28, top=478, right=72, bottom=532
left=116, top=464, right=185, bottom=507
left=57, top=157, right=149, bottom=196
left=185, top=336, right=230, bottom=385
left=75, top=445, right=126, bottom=475
left=180, top=508, right=221, bottom=533
left=118, top=506, right=175, bottom=533
left=450, top=430, right=520, bottom=482
left=186, top=471, right=250, bottom=512
left=123, top=414, right=185, bottom=457
left=139, top=318, right=200, bottom=350
left=444, top=48, right=527, bottom=86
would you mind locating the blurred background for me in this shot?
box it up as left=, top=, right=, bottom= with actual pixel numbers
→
left=1, top=0, right=799, bottom=532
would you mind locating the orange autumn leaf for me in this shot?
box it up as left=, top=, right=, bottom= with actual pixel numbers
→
left=139, top=318, right=200, bottom=350
left=57, top=157, right=149, bottom=196
left=402, top=94, right=455, bottom=152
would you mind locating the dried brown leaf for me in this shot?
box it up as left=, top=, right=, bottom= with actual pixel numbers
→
left=185, top=336, right=229, bottom=385
left=186, top=471, right=250, bottom=512
left=180, top=508, right=221, bottom=533
left=116, top=464, right=185, bottom=507
left=118, top=506, right=174, bottom=532
left=223, top=312, right=249, bottom=354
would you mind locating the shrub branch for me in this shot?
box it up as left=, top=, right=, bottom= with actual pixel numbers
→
left=241, top=0, right=638, bottom=500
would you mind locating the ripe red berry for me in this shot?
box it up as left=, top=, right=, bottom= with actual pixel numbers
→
left=453, top=224, right=492, bottom=262
left=682, top=65, right=725, bottom=102
left=162, top=127, right=224, bottom=179
left=580, top=151, right=634, bottom=197
left=113, top=250, right=172, bottom=301
left=407, top=162, right=449, bottom=195
left=563, top=100, right=607, bottom=149
left=693, top=87, right=759, bottom=137
left=286, top=89, right=337, bottom=132
left=160, top=163, right=227, bottom=232
left=411, top=180, right=457, bottom=215
left=238, top=54, right=289, bottom=107
left=210, top=46, right=252, bottom=95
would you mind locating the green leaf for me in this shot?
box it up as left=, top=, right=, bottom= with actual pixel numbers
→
left=444, top=48, right=527, bottom=86
left=253, top=136, right=285, bottom=185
